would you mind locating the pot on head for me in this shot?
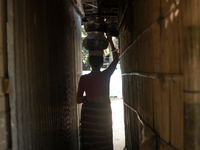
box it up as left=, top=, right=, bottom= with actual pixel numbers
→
left=83, top=31, right=108, bottom=51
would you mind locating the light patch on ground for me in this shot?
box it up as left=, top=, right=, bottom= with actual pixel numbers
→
left=111, top=98, right=125, bottom=150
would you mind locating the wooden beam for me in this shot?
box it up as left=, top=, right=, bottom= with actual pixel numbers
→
left=84, top=13, right=118, bottom=17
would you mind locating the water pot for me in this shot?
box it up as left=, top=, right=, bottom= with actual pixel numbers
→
left=83, top=31, right=108, bottom=51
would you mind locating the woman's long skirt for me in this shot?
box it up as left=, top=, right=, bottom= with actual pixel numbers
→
left=80, top=101, right=113, bottom=150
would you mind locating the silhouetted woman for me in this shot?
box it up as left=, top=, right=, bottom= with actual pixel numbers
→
left=76, top=34, right=119, bottom=150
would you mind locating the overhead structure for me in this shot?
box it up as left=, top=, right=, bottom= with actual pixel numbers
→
left=82, top=0, right=119, bottom=37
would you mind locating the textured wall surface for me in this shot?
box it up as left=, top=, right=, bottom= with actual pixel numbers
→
left=7, top=0, right=82, bottom=150
left=118, top=0, right=198, bottom=149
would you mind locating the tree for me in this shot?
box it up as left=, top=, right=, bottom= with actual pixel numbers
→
left=81, top=25, right=90, bottom=70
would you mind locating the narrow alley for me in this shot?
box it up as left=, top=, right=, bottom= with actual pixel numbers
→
left=0, top=0, right=200, bottom=150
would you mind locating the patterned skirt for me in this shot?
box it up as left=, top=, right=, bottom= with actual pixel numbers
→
left=80, top=101, right=113, bottom=150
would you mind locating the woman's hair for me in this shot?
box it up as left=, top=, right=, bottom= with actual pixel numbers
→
left=89, top=55, right=103, bottom=68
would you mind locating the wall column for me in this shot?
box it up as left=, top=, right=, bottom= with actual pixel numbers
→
left=181, top=0, right=200, bottom=149
left=183, top=26, right=200, bottom=150
left=0, top=0, right=11, bottom=149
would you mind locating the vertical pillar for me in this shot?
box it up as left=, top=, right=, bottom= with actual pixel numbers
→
left=181, top=0, right=200, bottom=149
left=0, top=0, right=11, bottom=149
left=183, top=27, right=200, bottom=150
left=7, top=0, right=18, bottom=149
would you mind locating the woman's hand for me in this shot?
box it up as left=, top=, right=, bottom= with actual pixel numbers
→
left=106, top=33, right=112, bottom=42
left=106, top=33, right=119, bottom=61
left=106, top=33, right=115, bottom=50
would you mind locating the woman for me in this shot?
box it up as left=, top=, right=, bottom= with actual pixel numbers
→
left=76, top=34, right=119, bottom=150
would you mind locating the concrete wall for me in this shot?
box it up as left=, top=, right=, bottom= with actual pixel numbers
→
left=119, top=0, right=200, bottom=149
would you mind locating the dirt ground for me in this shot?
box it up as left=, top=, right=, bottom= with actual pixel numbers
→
left=111, top=98, right=125, bottom=150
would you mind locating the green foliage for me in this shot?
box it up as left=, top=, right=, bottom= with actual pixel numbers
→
left=81, top=25, right=87, bottom=37
left=81, top=26, right=90, bottom=70
left=82, top=43, right=89, bottom=64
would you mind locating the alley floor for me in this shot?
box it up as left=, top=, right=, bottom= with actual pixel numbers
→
left=111, top=98, right=125, bottom=150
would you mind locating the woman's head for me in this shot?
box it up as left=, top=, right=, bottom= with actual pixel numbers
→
left=89, top=55, right=103, bottom=69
